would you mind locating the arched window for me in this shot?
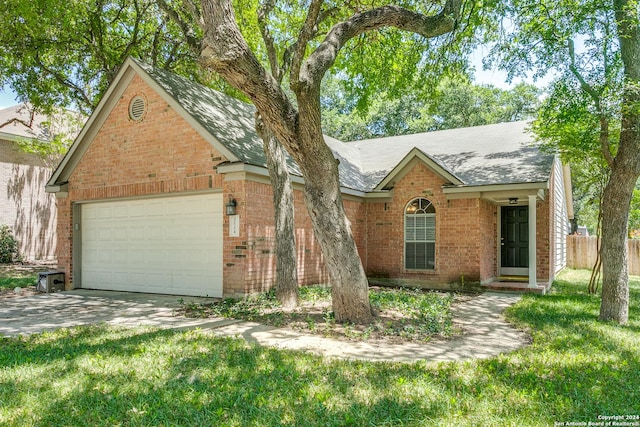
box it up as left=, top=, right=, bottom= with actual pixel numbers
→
left=405, top=198, right=436, bottom=270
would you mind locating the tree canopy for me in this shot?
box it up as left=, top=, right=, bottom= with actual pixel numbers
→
left=0, top=0, right=202, bottom=114
left=321, top=73, right=539, bottom=141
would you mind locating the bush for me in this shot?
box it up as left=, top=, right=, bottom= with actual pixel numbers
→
left=0, top=224, right=19, bottom=263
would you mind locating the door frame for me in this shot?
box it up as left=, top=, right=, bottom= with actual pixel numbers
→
left=499, top=205, right=529, bottom=276
left=73, top=190, right=223, bottom=296
left=496, top=194, right=538, bottom=287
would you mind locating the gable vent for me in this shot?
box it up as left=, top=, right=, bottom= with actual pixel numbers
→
left=129, top=96, right=146, bottom=121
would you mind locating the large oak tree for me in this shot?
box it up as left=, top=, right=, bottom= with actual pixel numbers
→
left=182, top=0, right=464, bottom=322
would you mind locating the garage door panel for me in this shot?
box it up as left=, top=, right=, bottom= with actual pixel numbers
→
left=81, top=193, right=223, bottom=297
left=112, top=226, right=128, bottom=241
left=145, top=223, right=165, bottom=240
left=96, top=205, right=113, bottom=219
left=146, top=201, right=165, bottom=216
left=129, top=203, right=145, bottom=217
left=113, top=205, right=129, bottom=218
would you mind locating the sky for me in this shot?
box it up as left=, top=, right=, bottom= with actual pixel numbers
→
left=0, top=85, right=18, bottom=108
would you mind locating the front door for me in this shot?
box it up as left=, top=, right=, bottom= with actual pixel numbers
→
left=501, top=206, right=529, bottom=276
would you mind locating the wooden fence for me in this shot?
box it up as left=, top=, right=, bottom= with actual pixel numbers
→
left=567, top=235, right=640, bottom=276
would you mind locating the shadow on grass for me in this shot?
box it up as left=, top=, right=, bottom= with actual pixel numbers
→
left=1, top=270, right=638, bottom=426
left=481, top=272, right=640, bottom=422
left=1, top=325, right=456, bottom=426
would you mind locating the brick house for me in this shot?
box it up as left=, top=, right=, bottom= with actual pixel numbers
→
left=0, top=105, right=60, bottom=261
left=46, top=58, right=573, bottom=297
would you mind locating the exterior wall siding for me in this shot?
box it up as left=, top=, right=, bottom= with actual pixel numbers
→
left=549, top=157, right=569, bottom=280
left=0, top=139, right=57, bottom=261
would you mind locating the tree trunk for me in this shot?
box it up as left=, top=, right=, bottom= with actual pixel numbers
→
left=198, top=0, right=459, bottom=324
left=294, top=97, right=373, bottom=323
left=299, top=139, right=373, bottom=323
left=600, top=0, right=640, bottom=324
left=599, top=165, right=636, bottom=323
left=255, top=115, right=299, bottom=308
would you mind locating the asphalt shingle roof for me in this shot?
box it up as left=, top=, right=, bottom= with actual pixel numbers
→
left=352, top=121, right=554, bottom=190
left=0, top=104, right=54, bottom=140
left=139, top=60, right=553, bottom=193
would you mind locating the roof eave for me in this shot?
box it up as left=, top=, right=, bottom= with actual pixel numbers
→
left=443, top=181, right=549, bottom=204
left=0, top=131, right=43, bottom=143
left=216, top=162, right=374, bottom=198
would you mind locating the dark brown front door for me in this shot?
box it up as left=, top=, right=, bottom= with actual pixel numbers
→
left=501, top=206, right=529, bottom=269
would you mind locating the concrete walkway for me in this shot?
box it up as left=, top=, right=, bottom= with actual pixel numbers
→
left=0, top=290, right=527, bottom=363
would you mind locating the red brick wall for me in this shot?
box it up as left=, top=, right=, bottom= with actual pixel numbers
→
left=58, top=75, right=228, bottom=288
left=56, top=72, right=555, bottom=294
left=478, top=199, right=497, bottom=282
left=364, top=162, right=492, bottom=284
left=222, top=178, right=367, bottom=297
left=56, top=73, right=362, bottom=296
left=536, top=195, right=551, bottom=282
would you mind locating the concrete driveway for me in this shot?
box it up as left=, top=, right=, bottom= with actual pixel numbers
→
left=0, top=289, right=232, bottom=337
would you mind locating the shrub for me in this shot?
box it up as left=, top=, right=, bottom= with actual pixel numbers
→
left=0, top=224, right=19, bottom=263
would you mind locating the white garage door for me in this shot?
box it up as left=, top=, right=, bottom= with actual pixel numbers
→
left=81, top=193, right=223, bottom=297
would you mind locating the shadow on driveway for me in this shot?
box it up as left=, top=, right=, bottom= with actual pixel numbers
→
left=0, top=289, right=233, bottom=337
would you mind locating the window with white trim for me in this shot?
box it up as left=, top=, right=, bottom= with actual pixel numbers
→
left=405, top=198, right=436, bottom=270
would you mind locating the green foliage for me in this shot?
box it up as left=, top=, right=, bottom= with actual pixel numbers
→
left=179, top=285, right=454, bottom=341
left=490, top=1, right=640, bottom=239
left=0, top=225, right=19, bottom=263
left=0, top=0, right=201, bottom=113
left=0, top=275, right=36, bottom=290
left=13, top=107, right=85, bottom=169
left=321, top=73, right=540, bottom=141
left=630, top=185, right=640, bottom=237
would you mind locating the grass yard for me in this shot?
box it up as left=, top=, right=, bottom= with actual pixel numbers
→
left=0, top=264, right=44, bottom=297
left=1, top=269, right=639, bottom=426
left=0, top=271, right=37, bottom=290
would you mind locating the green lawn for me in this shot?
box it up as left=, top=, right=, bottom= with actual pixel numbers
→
left=1, top=269, right=638, bottom=426
left=0, top=273, right=37, bottom=290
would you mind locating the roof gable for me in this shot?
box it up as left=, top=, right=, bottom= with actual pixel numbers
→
left=47, top=58, right=306, bottom=191
left=47, top=58, right=554, bottom=194
left=351, top=121, right=554, bottom=190
left=375, top=147, right=464, bottom=191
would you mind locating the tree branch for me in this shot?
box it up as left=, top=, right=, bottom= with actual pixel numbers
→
left=156, top=0, right=201, bottom=54
left=0, top=116, right=34, bottom=131
left=257, top=0, right=283, bottom=82
left=199, top=0, right=300, bottom=153
left=34, top=56, right=94, bottom=110
left=290, top=0, right=324, bottom=85
left=183, top=0, right=203, bottom=28
left=298, top=2, right=461, bottom=90
left=567, top=39, right=614, bottom=167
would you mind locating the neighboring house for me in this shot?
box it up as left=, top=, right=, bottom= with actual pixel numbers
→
left=46, top=58, right=573, bottom=297
left=0, top=105, right=60, bottom=261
